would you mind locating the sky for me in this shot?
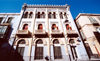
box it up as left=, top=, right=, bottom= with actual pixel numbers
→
left=0, top=0, right=100, bottom=19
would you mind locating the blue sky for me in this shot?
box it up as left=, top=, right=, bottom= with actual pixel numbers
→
left=0, top=0, right=100, bottom=19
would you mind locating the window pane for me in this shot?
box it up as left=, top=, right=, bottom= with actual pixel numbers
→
left=85, top=43, right=93, bottom=58
left=7, top=17, right=13, bottom=23
left=0, top=26, right=7, bottom=34
left=17, top=47, right=25, bottom=56
left=80, top=31, right=86, bottom=40
left=97, top=16, right=100, bottom=21
left=94, top=32, right=100, bottom=44
left=88, top=17, right=98, bottom=24
left=60, top=12, right=63, bottom=19
left=0, top=17, right=3, bottom=23
left=70, top=46, right=78, bottom=59
left=34, top=47, right=43, bottom=59
left=54, top=46, right=62, bottom=59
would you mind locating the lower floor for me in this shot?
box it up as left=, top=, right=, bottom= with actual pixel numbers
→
left=12, top=37, right=89, bottom=61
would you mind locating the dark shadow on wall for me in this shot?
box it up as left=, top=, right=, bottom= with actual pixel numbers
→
left=0, top=41, right=24, bottom=61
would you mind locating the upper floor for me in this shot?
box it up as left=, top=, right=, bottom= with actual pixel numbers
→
left=0, top=13, right=20, bottom=40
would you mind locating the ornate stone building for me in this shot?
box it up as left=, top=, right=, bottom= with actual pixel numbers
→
left=75, top=13, right=100, bottom=61
left=0, top=4, right=90, bottom=61
left=12, top=4, right=88, bottom=61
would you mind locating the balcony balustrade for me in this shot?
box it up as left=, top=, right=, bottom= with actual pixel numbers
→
left=16, top=30, right=32, bottom=37
left=51, top=30, right=63, bottom=37
left=34, top=30, right=48, bottom=37
left=67, top=30, right=78, bottom=37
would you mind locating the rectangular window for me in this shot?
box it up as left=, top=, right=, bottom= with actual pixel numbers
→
left=0, top=26, right=7, bottom=38
left=34, top=47, right=43, bottom=59
left=7, top=17, right=13, bottom=23
left=97, top=16, right=100, bottom=21
left=88, top=17, right=98, bottom=24
left=17, top=47, right=25, bottom=56
left=54, top=46, right=62, bottom=59
left=94, top=32, right=100, bottom=44
left=76, top=22, right=81, bottom=29
left=70, top=46, right=78, bottom=59
left=0, top=17, right=3, bottom=23
left=80, top=31, right=86, bottom=40
left=85, top=43, right=93, bottom=58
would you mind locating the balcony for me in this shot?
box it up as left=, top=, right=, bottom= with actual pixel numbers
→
left=0, top=23, right=11, bottom=26
left=34, top=30, right=48, bottom=37
left=51, top=30, right=63, bottom=37
left=0, top=24, right=11, bottom=41
left=16, top=30, right=32, bottom=37
left=67, top=30, right=78, bottom=37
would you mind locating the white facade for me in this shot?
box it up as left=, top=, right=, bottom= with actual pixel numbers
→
left=0, top=4, right=89, bottom=61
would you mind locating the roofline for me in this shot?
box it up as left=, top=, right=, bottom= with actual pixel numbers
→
left=0, top=13, right=20, bottom=15
left=23, top=3, right=69, bottom=8
left=75, top=13, right=100, bottom=21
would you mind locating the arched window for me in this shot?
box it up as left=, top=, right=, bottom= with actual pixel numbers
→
left=69, top=39, right=75, bottom=44
left=64, top=12, right=67, bottom=19
left=69, top=39, right=78, bottom=59
left=52, top=24, right=58, bottom=30
left=64, top=20, right=69, bottom=23
left=23, top=12, right=28, bottom=18
left=34, top=39, right=43, bottom=59
left=48, top=12, right=52, bottom=18
left=60, top=12, right=63, bottom=19
left=29, top=12, right=33, bottom=18
left=66, top=24, right=72, bottom=30
left=53, top=12, right=56, bottom=19
left=38, top=24, right=43, bottom=30
left=23, top=24, right=28, bottom=30
left=41, top=12, right=45, bottom=18
left=36, top=12, right=41, bottom=18
left=53, top=39, right=62, bottom=59
left=16, top=39, right=26, bottom=56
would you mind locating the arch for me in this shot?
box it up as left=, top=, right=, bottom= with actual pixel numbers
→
left=29, top=12, right=33, bottom=18
left=53, top=12, right=56, bottom=19
left=17, top=39, right=26, bottom=44
left=38, top=24, right=43, bottom=30
left=60, top=12, right=63, bottom=19
left=15, top=38, right=29, bottom=45
left=69, top=39, right=75, bottom=44
left=36, top=39, right=43, bottom=44
left=41, top=12, right=45, bottom=18
left=65, top=20, right=69, bottom=23
left=53, top=39, right=59, bottom=44
left=52, top=24, right=58, bottom=30
left=48, top=12, right=52, bottom=18
left=66, top=24, right=72, bottom=30
left=23, top=12, right=28, bottom=18
left=53, top=39, right=62, bottom=59
left=37, top=12, right=41, bottom=18
left=16, top=39, right=26, bottom=56
left=23, top=24, right=28, bottom=30
left=64, top=12, right=67, bottom=19
left=34, top=39, right=43, bottom=59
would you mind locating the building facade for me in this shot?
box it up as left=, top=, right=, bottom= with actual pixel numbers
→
left=0, top=4, right=90, bottom=61
left=13, top=4, right=88, bottom=61
left=75, top=13, right=100, bottom=61
left=0, top=13, right=21, bottom=61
